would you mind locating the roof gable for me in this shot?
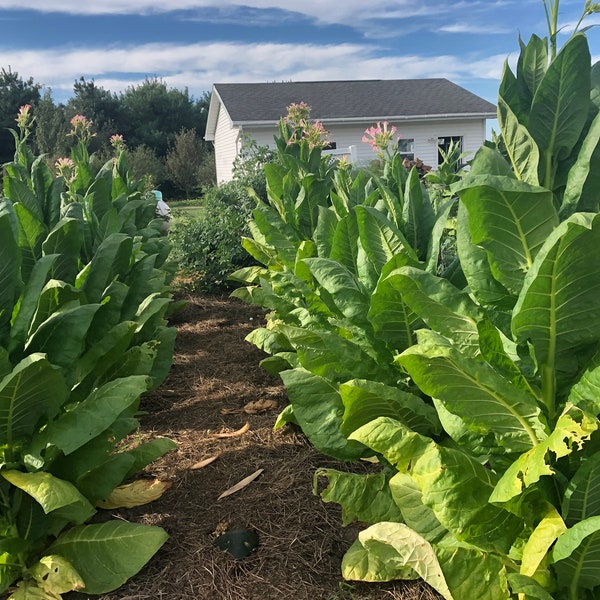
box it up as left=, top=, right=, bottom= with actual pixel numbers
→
left=212, top=79, right=496, bottom=124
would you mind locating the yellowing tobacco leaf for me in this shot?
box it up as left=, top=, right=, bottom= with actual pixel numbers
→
left=96, top=479, right=172, bottom=509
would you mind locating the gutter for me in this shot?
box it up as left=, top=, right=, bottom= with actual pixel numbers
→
left=231, top=112, right=497, bottom=128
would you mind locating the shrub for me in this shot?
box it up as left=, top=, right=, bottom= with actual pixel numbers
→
left=169, top=181, right=257, bottom=292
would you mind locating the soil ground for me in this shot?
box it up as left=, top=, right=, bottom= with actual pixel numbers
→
left=73, top=293, right=442, bottom=600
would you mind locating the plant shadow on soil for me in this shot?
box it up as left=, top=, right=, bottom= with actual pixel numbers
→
left=67, top=293, right=442, bottom=600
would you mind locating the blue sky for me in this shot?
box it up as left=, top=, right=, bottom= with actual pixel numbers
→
left=0, top=0, right=598, bottom=111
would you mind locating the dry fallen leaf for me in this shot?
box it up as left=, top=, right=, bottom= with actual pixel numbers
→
left=220, top=399, right=278, bottom=415
left=190, top=455, right=219, bottom=470
left=218, top=469, right=264, bottom=500
left=96, top=479, right=172, bottom=509
left=212, top=422, right=250, bottom=438
left=243, top=399, right=279, bottom=414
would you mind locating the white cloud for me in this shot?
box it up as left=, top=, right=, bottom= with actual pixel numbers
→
left=438, top=23, right=511, bottom=34
left=0, top=39, right=507, bottom=102
left=0, top=0, right=520, bottom=28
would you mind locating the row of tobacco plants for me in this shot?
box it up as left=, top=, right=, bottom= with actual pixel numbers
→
left=0, top=110, right=178, bottom=597
left=232, top=3, right=600, bottom=599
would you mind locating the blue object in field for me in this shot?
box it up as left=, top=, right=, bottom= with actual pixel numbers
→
left=151, top=189, right=163, bottom=201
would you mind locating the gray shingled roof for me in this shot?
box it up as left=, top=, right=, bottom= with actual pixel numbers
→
left=213, top=79, right=496, bottom=123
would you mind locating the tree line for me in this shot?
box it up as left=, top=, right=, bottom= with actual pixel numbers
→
left=0, top=67, right=215, bottom=197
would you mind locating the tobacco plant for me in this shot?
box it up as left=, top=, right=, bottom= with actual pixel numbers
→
left=232, top=107, right=458, bottom=461
left=315, top=8, right=600, bottom=600
left=235, top=3, right=600, bottom=598
left=0, top=111, right=177, bottom=598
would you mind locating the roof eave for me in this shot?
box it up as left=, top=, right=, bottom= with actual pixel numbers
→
left=234, top=112, right=496, bottom=128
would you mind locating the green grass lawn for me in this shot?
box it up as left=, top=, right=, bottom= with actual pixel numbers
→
left=169, top=199, right=204, bottom=222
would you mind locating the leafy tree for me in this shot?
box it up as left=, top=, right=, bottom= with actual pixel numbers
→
left=128, top=143, right=168, bottom=190
left=119, top=78, right=199, bottom=157
left=67, top=78, right=124, bottom=154
left=0, top=67, right=41, bottom=164
left=33, top=89, right=69, bottom=158
left=165, top=128, right=212, bottom=198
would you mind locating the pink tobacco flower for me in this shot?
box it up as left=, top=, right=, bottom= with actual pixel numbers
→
left=284, top=102, right=330, bottom=148
left=68, top=114, right=96, bottom=143
left=16, top=104, right=34, bottom=129
left=362, top=121, right=399, bottom=160
left=55, top=157, right=78, bottom=183
left=110, top=133, right=126, bottom=150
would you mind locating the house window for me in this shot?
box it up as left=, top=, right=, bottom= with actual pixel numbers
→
left=323, top=141, right=337, bottom=150
left=437, top=136, right=463, bottom=167
left=398, top=138, right=414, bottom=161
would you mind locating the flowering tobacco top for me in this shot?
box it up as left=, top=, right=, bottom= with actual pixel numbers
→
left=55, top=157, right=78, bottom=184
left=110, top=133, right=126, bottom=150
left=284, top=102, right=330, bottom=149
left=68, top=114, right=96, bottom=144
left=362, top=121, right=398, bottom=160
left=16, top=104, right=34, bottom=130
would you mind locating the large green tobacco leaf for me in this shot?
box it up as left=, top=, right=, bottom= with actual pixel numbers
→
left=351, top=417, right=523, bottom=553
left=278, top=325, right=395, bottom=385
left=0, top=207, right=21, bottom=337
left=562, top=451, right=600, bottom=527
left=330, top=213, right=360, bottom=275
left=402, top=167, right=435, bottom=260
left=560, top=110, right=600, bottom=218
left=1, top=471, right=95, bottom=524
left=528, top=34, right=591, bottom=186
left=455, top=174, right=558, bottom=295
left=455, top=202, right=514, bottom=311
left=303, top=258, right=370, bottom=327
left=552, top=515, right=600, bottom=593
left=491, top=406, right=597, bottom=505
left=343, top=522, right=452, bottom=597
left=339, top=378, right=441, bottom=438
left=314, top=205, right=338, bottom=258
left=8, top=254, right=58, bottom=355
left=251, top=204, right=300, bottom=269
left=389, top=473, right=448, bottom=543
left=516, top=34, right=548, bottom=112
left=24, top=303, right=101, bottom=373
left=79, top=233, right=133, bottom=303
left=315, top=468, right=403, bottom=526
left=0, top=354, right=68, bottom=447
left=497, top=95, right=540, bottom=184
left=14, top=204, right=46, bottom=282
left=425, top=197, right=456, bottom=274
left=41, top=218, right=82, bottom=283
left=512, top=213, right=600, bottom=395
left=397, top=343, right=546, bottom=453
left=49, top=521, right=168, bottom=594
left=367, top=254, right=421, bottom=353
left=279, top=368, right=367, bottom=460
left=4, top=177, right=44, bottom=222
left=28, top=375, right=150, bottom=457
left=384, top=267, right=483, bottom=356
left=435, top=544, right=511, bottom=600
left=355, top=205, right=418, bottom=274
left=507, top=574, right=554, bottom=600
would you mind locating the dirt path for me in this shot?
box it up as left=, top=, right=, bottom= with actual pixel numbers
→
left=77, top=293, right=440, bottom=600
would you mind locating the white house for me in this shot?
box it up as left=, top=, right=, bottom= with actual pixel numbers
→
left=204, top=79, right=496, bottom=183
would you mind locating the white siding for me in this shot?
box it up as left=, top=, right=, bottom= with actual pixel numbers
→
left=217, top=118, right=488, bottom=183
left=323, top=119, right=486, bottom=168
left=214, top=104, right=241, bottom=183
